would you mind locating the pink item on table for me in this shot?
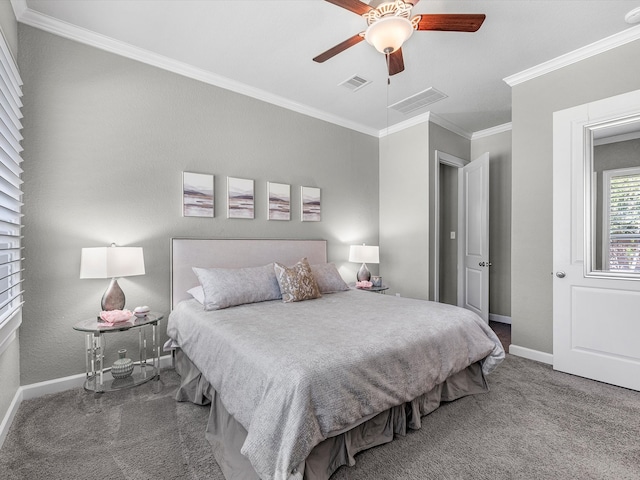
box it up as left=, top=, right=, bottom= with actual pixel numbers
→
left=99, top=309, right=134, bottom=325
left=355, top=281, right=373, bottom=289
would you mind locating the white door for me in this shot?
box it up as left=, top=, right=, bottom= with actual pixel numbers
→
left=553, top=89, right=640, bottom=391
left=460, top=153, right=490, bottom=322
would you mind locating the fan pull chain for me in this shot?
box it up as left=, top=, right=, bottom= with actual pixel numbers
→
left=385, top=53, right=391, bottom=85
left=386, top=60, right=390, bottom=136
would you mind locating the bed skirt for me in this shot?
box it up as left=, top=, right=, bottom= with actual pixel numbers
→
left=173, top=349, right=489, bottom=480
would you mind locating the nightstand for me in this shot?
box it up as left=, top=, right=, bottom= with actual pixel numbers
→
left=350, top=283, right=389, bottom=294
left=73, top=312, right=164, bottom=393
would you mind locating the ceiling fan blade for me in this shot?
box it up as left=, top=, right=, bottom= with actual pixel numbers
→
left=387, top=48, right=405, bottom=76
left=313, top=33, right=365, bottom=63
left=324, top=0, right=373, bottom=16
left=416, top=13, right=486, bottom=32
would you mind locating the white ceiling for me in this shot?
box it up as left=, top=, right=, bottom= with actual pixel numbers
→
left=12, top=0, right=640, bottom=137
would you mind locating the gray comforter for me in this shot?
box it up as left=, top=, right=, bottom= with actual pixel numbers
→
left=167, top=289, right=504, bottom=480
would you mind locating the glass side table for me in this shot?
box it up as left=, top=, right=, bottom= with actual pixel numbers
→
left=349, top=283, right=389, bottom=294
left=73, top=312, right=164, bottom=393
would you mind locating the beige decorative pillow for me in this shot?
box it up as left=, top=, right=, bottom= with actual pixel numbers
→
left=274, top=258, right=322, bottom=303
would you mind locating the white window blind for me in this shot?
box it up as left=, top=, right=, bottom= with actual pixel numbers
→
left=603, top=167, right=640, bottom=271
left=0, top=31, right=24, bottom=336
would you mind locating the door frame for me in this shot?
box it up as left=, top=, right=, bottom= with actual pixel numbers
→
left=433, top=150, right=468, bottom=303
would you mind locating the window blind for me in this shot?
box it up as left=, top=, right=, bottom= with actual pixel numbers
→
left=0, top=32, right=24, bottom=333
left=605, top=169, right=640, bottom=271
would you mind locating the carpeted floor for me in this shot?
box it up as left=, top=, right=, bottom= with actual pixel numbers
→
left=1, top=354, right=639, bottom=479
left=488, top=320, right=511, bottom=350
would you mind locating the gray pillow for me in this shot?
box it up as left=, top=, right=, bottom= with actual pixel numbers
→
left=192, top=263, right=282, bottom=311
left=310, top=263, right=350, bottom=293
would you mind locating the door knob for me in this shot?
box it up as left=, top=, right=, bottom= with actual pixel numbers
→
left=556, top=271, right=566, bottom=278
left=479, top=262, right=485, bottom=267
left=479, top=262, right=492, bottom=267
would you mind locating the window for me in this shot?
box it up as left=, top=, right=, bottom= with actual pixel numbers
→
left=603, top=166, right=640, bottom=271
left=0, top=31, right=24, bottom=354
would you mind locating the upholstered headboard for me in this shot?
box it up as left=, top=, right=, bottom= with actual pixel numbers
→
left=170, top=238, right=327, bottom=309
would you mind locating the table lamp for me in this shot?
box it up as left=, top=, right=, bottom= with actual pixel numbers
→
left=349, top=244, right=379, bottom=282
left=80, top=244, right=145, bottom=311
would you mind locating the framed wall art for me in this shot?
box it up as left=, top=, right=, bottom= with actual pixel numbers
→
left=182, top=172, right=214, bottom=217
left=267, top=182, right=291, bottom=221
left=301, top=186, right=321, bottom=222
left=227, top=177, right=255, bottom=219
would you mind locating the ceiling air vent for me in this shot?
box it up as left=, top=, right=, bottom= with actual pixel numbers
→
left=388, top=87, right=448, bottom=114
left=339, top=75, right=371, bottom=92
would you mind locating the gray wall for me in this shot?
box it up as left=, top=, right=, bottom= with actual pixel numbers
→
left=379, top=122, right=430, bottom=299
left=0, top=1, right=20, bottom=434
left=471, top=130, right=512, bottom=318
left=18, top=25, right=379, bottom=384
left=380, top=118, right=512, bottom=318
left=511, top=39, right=640, bottom=353
left=438, top=164, right=458, bottom=305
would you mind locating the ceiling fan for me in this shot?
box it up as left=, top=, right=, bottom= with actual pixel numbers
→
left=313, top=0, right=486, bottom=76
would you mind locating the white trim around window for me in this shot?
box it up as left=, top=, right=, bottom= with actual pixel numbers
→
left=602, top=166, right=640, bottom=271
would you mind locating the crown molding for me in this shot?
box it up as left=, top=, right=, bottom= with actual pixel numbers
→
left=378, top=111, right=430, bottom=137
left=504, top=24, right=640, bottom=87
left=471, top=122, right=512, bottom=140
left=378, top=111, right=473, bottom=140
left=13, top=2, right=380, bottom=137
left=429, top=112, right=472, bottom=140
left=10, top=0, right=26, bottom=19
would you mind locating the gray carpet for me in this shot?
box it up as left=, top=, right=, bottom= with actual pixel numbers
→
left=1, top=355, right=639, bottom=479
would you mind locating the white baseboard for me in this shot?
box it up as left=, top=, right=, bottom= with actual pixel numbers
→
left=0, top=354, right=174, bottom=449
left=509, top=344, right=553, bottom=365
left=20, top=372, right=87, bottom=401
left=21, top=354, right=173, bottom=400
left=0, top=387, right=22, bottom=449
left=489, top=313, right=512, bottom=325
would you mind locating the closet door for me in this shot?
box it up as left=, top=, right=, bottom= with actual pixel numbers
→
left=460, top=153, right=490, bottom=322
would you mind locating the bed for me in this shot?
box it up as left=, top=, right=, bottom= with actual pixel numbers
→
left=166, top=238, right=505, bottom=480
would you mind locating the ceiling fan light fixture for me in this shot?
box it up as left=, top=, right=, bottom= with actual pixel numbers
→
left=626, top=6, right=640, bottom=24
left=364, top=15, right=414, bottom=54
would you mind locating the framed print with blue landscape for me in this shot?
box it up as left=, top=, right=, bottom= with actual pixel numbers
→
left=182, top=172, right=214, bottom=217
left=301, top=186, right=321, bottom=222
left=227, top=177, right=255, bottom=219
left=268, top=182, right=291, bottom=221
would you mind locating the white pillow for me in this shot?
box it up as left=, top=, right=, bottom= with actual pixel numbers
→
left=187, top=286, right=205, bottom=304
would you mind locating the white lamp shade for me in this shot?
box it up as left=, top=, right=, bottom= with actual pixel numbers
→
left=364, top=16, right=414, bottom=54
left=349, top=245, right=380, bottom=264
left=80, top=246, right=145, bottom=279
